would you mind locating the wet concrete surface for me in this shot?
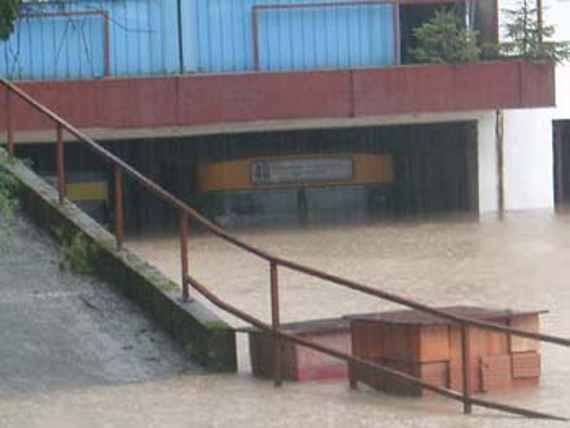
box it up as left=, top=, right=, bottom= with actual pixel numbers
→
left=0, top=213, right=197, bottom=398
left=2, top=210, right=570, bottom=426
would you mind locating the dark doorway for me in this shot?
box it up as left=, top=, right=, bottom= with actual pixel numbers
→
left=553, top=121, right=570, bottom=207
left=392, top=122, right=478, bottom=215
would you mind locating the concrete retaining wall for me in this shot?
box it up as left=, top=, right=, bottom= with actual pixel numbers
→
left=2, top=150, right=237, bottom=372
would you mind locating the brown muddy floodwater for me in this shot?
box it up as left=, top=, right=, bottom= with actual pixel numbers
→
left=3, top=211, right=570, bottom=427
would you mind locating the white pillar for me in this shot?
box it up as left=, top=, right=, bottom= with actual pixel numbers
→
left=502, top=108, right=555, bottom=211
left=478, top=113, right=499, bottom=213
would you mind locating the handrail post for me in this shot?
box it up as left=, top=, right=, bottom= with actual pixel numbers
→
left=6, top=89, right=14, bottom=155
left=114, top=165, right=124, bottom=250
left=180, top=210, right=190, bottom=301
left=270, top=261, right=282, bottom=387
left=56, top=124, right=65, bottom=205
left=461, top=323, right=473, bottom=415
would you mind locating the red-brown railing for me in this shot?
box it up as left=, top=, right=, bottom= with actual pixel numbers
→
left=2, top=77, right=569, bottom=421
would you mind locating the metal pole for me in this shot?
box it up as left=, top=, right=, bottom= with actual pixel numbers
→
left=177, top=0, right=185, bottom=74
left=496, top=110, right=505, bottom=220
left=56, top=124, right=65, bottom=205
left=393, top=0, right=401, bottom=65
left=180, top=210, right=190, bottom=301
left=114, top=165, right=124, bottom=250
left=270, top=261, right=282, bottom=387
left=252, top=9, right=260, bottom=71
left=6, top=89, right=14, bottom=155
left=461, top=324, right=473, bottom=414
left=103, top=13, right=111, bottom=77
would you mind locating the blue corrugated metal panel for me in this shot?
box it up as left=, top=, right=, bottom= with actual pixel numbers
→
left=0, top=0, right=396, bottom=80
left=105, top=0, right=179, bottom=77
left=258, top=3, right=395, bottom=71
left=0, top=11, right=106, bottom=80
left=0, top=0, right=180, bottom=80
left=184, top=0, right=396, bottom=73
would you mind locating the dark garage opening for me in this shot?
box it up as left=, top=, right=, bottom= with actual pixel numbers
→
left=18, top=121, right=479, bottom=232
left=554, top=120, right=570, bottom=207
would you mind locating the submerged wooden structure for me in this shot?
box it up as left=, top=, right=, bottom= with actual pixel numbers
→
left=246, top=306, right=544, bottom=396
left=348, top=306, right=544, bottom=396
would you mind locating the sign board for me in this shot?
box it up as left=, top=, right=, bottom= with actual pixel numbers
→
left=250, top=157, right=353, bottom=186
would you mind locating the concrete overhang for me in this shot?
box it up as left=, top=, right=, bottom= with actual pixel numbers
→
left=1, top=60, right=555, bottom=144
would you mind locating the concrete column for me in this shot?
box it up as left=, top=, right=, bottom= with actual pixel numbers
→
left=478, top=113, right=499, bottom=213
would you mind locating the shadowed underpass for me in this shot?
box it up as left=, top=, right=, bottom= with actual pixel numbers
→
left=0, top=212, right=197, bottom=396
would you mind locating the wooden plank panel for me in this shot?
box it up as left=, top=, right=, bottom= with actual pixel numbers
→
left=364, top=322, right=384, bottom=359
left=449, top=326, right=485, bottom=393
left=513, top=378, right=540, bottom=389
left=418, top=325, right=450, bottom=362
left=481, top=355, right=513, bottom=392
left=382, top=324, right=420, bottom=362
left=510, top=315, right=540, bottom=353
left=512, top=352, right=541, bottom=379
left=295, top=332, right=351, bottom=381
left=419, top=361, right=449, bottom=396
left=449, top=361, right=480, bottom=394
left=377, top=359, right=420, bottom=396
left=351, top=321, right=384, bottom=359
left=485, top=318, right=510, bottom=356
left=249, top=332, right=298, bottom=380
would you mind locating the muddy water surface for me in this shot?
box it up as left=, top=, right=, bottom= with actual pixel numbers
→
left=2, top=211, right=570, bottom=427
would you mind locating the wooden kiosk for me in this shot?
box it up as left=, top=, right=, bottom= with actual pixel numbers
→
left=348, top=306, right=545, bottom=396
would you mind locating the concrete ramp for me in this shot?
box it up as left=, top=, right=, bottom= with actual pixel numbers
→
left=0, top=213, right=195, bottom=394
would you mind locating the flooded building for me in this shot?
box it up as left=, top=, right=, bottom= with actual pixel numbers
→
left=1, top=0, right=568, bottom=229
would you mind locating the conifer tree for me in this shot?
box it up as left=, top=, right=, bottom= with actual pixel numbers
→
left=411, top=9, right=481, bottom=64
left=501, top=0, right=570, bottom=63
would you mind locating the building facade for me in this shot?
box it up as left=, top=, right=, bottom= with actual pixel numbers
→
left=0, top=0, right=567, bottom=229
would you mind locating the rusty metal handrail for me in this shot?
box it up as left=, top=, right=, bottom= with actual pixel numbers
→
left=2, top=77, right=567, bottom=346
left=2, top=77, right=569, bottom=420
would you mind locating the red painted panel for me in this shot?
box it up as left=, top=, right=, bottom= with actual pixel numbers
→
left=177, top=71, right=352, bottom=125
left=353, top=64, right=456, bottom=116
left=451, top=61, right=521, bottom=110
left=519, top=61, right=556, bottom=108
left=2, top=81, right=99, bottom=132
left=353, top=60, right=555, bottom=117
left=97, top=78, right=178, bottom=128
left=2, top=60, right=555, bottom=136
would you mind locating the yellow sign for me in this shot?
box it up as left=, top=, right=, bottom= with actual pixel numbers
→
left=197, top=154, right=394, bottom=193
left=65, top=182, right=108, bottom=202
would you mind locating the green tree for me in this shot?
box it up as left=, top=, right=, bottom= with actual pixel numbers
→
left=411, top=9, right=481, bottom=64
left=0, top=0, right=21, bottom=41
left=500, top=0, right=570, bottom=64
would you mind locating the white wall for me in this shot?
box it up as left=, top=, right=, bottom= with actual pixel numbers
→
left=478, top=113, right=499, bottom=213
left=502, top=108, right=555, bottom=210
left=495, top=0, right=570, bottom=211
